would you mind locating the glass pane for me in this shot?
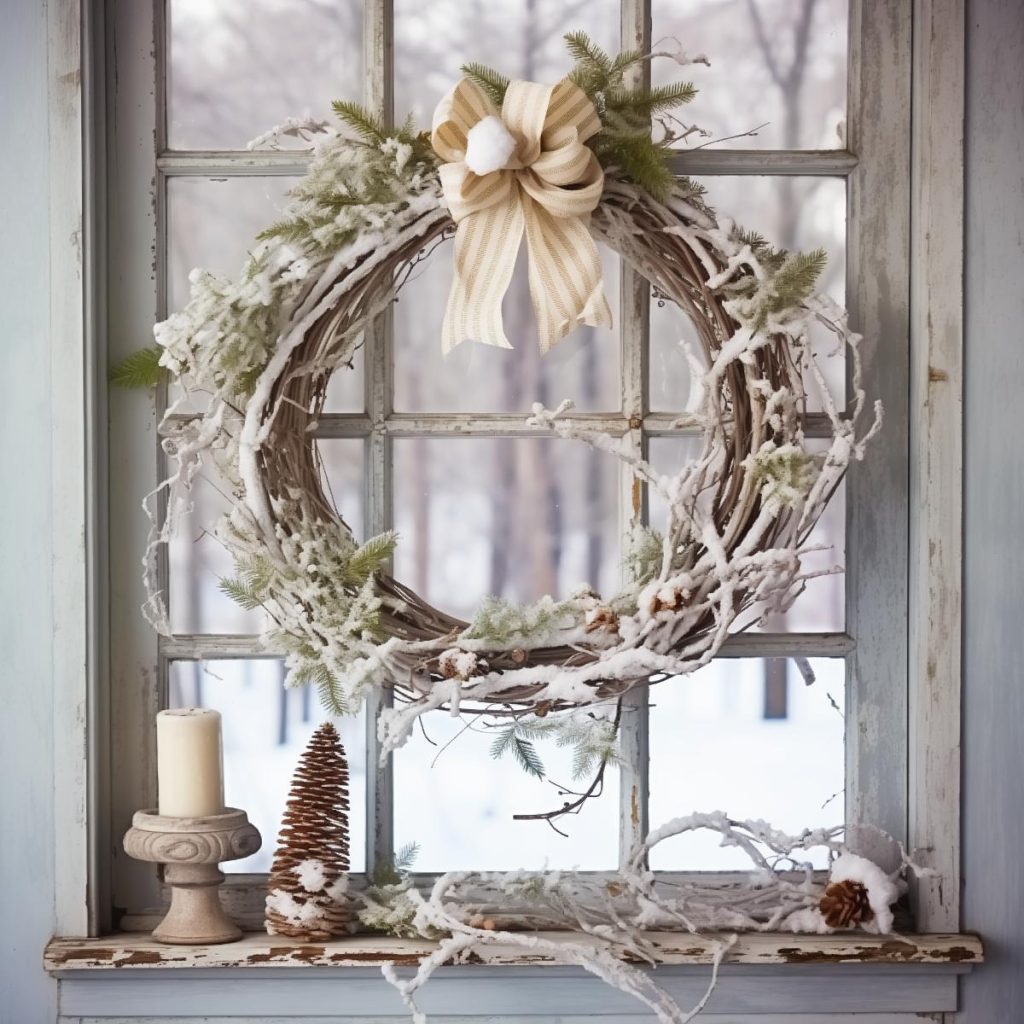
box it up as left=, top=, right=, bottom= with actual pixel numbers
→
left=648, top=436, right=844, bottom=631
left=168, top=468, right=263, bottom=635
left=394, top=0, right=619, bottom=133
left=649, top=177, right=846, bottom=414
left=170, top=440, right=365, bottom=633
left=652, top=0, right=848, bottom=150
left=394, top=241, right=620, bottom=413
left=168, top=659, right=367, bottom=873
left=393, top=706, right=619, bottom=871
left=393, top=437, right=620, bottom=621
left=166, top=176, right=363, bottom=413
left=648, top=657, right=844, bottom=870
left=318, top=439, right=367, bottom=542
left=167, top=0, right=363, bottom=150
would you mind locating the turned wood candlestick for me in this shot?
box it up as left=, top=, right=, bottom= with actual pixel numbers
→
left=123, top=808, right=261, bottom=944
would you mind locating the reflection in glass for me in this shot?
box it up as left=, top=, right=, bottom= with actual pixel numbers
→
left=167, top=0, right=363, bottom=150
left=648, top=436, right=845, bottom=632
left=649, top=177, right=846, bottom=414
left=652, top=0, right=848, bottom=150
left=648, top=658, right=844, bottom=870
left=166, top=176, right=364, bottom=414
left=393, top=705, right=619, bottom=872
left=170, top=441, right=364, bottom=634
left=393, top=437, right=620, bottom=622
left=168, top=659, right=367, bottom=873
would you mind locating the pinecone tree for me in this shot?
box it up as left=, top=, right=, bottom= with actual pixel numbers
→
left=265, top=722, right=354, bottom=939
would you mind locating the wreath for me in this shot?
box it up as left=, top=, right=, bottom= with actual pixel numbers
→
left=142, top=33, right=878, bottom=770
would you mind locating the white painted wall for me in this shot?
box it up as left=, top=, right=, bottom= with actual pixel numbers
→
left=0, top=0, right=58, bottom=1020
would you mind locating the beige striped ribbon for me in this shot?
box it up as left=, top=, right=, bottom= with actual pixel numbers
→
left=431, top=77, right=613, bottom=354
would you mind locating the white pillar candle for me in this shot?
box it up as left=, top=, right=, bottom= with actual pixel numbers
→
left=156, top=708, right=225, bottom=817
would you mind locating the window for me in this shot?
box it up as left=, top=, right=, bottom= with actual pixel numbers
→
left=107, top=0, right=912, bottom=929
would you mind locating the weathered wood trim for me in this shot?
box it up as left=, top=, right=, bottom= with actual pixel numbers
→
left=45, top=931, right=982, bottom=972
left=362, top=0, right=395, bottom=880
left=107, top=0, right=164, bottom=921
left=908, top=0, right=964, bottom=933
left=844, top=0, right=913, bottom=858
left=158, top=631, right=855, bottom=663
left=48, top=0, right=92, bottom=939
left=154, top=148, right=859, bottom=179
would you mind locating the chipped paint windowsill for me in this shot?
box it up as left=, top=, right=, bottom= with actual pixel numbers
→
left=45, top=932, right=984, bottom=1019
left=46, top=930, right=983, bottom=971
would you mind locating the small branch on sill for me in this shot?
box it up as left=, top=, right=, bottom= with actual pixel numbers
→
left=44, top=930, right=983, bottom=972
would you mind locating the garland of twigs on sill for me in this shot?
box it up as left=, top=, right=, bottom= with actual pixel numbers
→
left=357, top=812, right=927, bottom=1024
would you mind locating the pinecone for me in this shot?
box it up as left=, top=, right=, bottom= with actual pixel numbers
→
left=264, top=722, right=354, bottom=940
left=819, top=879, right=875, bottom=929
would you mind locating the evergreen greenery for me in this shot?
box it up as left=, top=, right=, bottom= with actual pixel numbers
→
left=110, top=346, right=165, bottom=389
left=460, top=61, right=510, bottom=108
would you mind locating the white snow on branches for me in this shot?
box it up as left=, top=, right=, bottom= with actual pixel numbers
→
left=361, top=813, right=920, bottom=1024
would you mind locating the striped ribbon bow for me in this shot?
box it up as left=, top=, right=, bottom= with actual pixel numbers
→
left=431, top=77, right=613, bottom=354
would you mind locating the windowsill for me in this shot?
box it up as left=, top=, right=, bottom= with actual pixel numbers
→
left=45, top=930, right=983, bottom=971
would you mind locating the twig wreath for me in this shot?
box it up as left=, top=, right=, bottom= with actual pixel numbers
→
left=142, top=35, right=879, bottom=778
left=123, top=33, right=914, bottom=1023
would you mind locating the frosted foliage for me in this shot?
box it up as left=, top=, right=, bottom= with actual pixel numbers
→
left=369, top=814, right=925, bottom=1024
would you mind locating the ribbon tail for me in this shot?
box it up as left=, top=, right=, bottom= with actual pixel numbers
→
left=441, top=191, right=525, bottom=354
left=521, top=198, right=613, bottom=354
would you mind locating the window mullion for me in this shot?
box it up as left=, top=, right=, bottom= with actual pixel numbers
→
left=616, top=0, right=652, bottom=870
left=362, top=0, right=395, bottom=880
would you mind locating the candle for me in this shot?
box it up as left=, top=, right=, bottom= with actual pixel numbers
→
left=156, top=708, right=225, bottom=817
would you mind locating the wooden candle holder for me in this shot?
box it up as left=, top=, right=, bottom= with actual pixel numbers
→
left=123, top=808, right=261, bottom=945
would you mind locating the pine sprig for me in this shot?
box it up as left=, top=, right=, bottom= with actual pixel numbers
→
left=343, top=531, right=398, bottom=586
left=110, top=346, right=165, bottom=389
left=489, top=723, right=547, bottom=779
left=460, top=61, right=510, bottom=109
left=751, top=248, right=828, bottom=331
left=332, top=100, right=387, bottom=144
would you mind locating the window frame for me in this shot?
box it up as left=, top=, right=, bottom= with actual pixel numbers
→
left=86, top=0, right=961, bottom=938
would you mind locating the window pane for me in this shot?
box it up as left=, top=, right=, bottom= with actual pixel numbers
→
left=318, top=439, right=367, bottom=542
left=392, top=438, right=620, bottom=621
left=167, top=0, right=363, bottom=151
left=652, top=0, right=848, bottom=150
left=393, top=706, right=619, bottom=871
left=394, top=0, right=619, bottom=132
left=168, top=659, right=367, bottom=873
left=169, top=440, right=364, bottom=633
left=166, top=176, right=364, bottom=414
left=649, top=176, right=846, bottom=414
left=648, top=657, right=844, bottom=870
left=394, top=241, right=620, bottom=413
left=648, top=436, right=844, bottom=631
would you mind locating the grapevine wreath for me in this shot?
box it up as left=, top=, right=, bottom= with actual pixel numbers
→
left=130, top=35, right=918, bottom=1024
left=145, top=36, right=879, bottom=769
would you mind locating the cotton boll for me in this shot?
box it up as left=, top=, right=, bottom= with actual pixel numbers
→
left=464, top=116, right=516, bottom=176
